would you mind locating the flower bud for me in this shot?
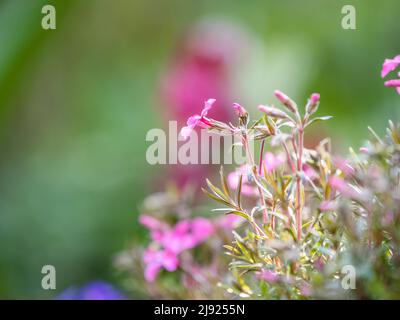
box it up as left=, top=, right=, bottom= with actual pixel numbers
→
left=305, top=93, right=320, bottom=115
left=274, top=90, right=298, bottom=113
left=232, top=103, right=248, bottom=118
left=258, top=104, right=289, bottom=119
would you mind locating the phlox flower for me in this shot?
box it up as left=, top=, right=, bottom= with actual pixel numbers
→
left=227, top=165, right=257, bottom=196
left=180, top=99, right=216, bottom=140
left=140, top=216, right=215, bottom=282
left=143, top=247, right=179, bottom=282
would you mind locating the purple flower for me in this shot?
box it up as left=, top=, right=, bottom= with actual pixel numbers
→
left=57, top=281, right=125, bottom=300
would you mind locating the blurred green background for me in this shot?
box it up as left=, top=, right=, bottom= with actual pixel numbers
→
left=0, top=0, right=399, bottom=298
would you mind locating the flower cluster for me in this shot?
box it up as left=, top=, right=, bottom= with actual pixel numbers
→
left=117, top=54, right=400, bottom=300
left=115, top=186, right=241, bottom=299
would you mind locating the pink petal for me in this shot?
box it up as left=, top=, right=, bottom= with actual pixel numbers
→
left=144, top=263, right=162, bottom=282
left=384, top=79, right=400, bottom=87
left=139, top=215, right=166, bottom=230
left=264, top=152, right=285, bottom=173
left=180, top=126, right=194, bottom=140
left=187, top=115, right=201, bottom=126
left=162, top=251, right=179, bottom=271
left=381, top=55, right=400, bottom=78
left=191, top=217, right=215, bottom=242
left=201, top=98, right=216, bottom=117
left=232, top=103, right=247, bottom=117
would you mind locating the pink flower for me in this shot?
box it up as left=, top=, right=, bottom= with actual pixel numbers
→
left=141, top=216, right=216, bottom=282
left=139, top=215, right=167, bottom=230
left=257, top=269, right=279, bottom=283
left=264, top=152, right=285, bottom=174
left=227, top=165, right=256, bottom=196
left=191, top=217, right=215, bottom=243
left=381, top=55, right=400, bottom=78
left=143, top=248, right=179, bottom=282
left=359, top=147, right=369, bottom=154
left=180, top=99, right=216, bottom=140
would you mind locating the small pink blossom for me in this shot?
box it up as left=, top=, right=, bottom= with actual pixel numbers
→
left=143, top=248, right=179, bottom=282
left=180, top=99, right=216, bottom=140
left=141, top=216, right=216, bottom=282
left=359, top=147, right=369, bottom=154
left=139, top=215, right=167, bottom=231
left=381, top=55, right=400, bottom=78
left=227, top=165, right=256, bottom=196
left=264, top=152, right=285, bottom=174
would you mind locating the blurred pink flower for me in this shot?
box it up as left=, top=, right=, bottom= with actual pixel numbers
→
left=264, top=152, right=285, bottom=174
left=217, top=214, right=242, bottom=229
left=141, top=216, right=216, bottom=282
left=329, top=176, right=361, bottom=199
left=333, top=157, right=355, bottom=176
left=143, top=247, right=179, bottom=282
left=302, top=164, right=318, bottom=180
left=227, top=165, right=256, bottom=196
left=180, top=99, right=216, bottom=140
left=381, top=55, right=400, bottom=78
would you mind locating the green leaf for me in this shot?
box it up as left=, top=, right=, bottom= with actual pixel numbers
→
left=306, top=116, right=333, bottom=128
